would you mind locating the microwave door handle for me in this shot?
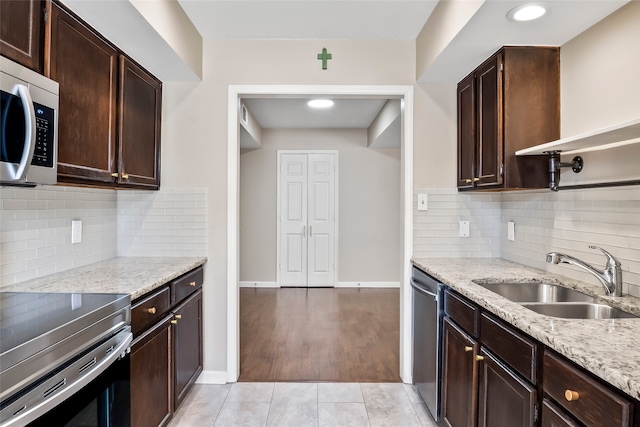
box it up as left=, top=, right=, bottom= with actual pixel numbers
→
left=12, top=84, right=36, bottom=180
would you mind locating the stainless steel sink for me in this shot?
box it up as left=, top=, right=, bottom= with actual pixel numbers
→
left=521, top=303, right=639, bottom=319
left=474, top=282, right=596, bottom=303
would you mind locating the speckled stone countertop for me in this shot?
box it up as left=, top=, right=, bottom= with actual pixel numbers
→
left=412, top=258, right=640, bottom=400
left=0, top=257, right=207, bottom=300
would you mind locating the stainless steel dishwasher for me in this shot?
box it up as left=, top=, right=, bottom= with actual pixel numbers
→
left=411, top=266, right=444, bottom=422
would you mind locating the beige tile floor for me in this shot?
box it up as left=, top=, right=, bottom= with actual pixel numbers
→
left=168, top=382, right=438, bottom=427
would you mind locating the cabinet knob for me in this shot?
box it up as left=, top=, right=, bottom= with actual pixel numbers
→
left=475, top=355, right=484, bottom=362
left=464, top=346, right=473, bottom=352
left=147, top=307, right=157, bottom=314
left=111, top=172, right=119, bottom=178
left=171, top=319, right=178, bottom=325
left=121, top=172, right=129, bottom=179
left=564, top=390, right=580, bottom=401
left=465, top=179, right=472, bottom=184
left=175, top=314, right=182, bottom=319
left=473, top=177, right=480, bottom=182
left=189, top=281, right=196, bottom=287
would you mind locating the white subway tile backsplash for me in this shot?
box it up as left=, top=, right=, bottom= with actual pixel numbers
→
left=116, top=188, right=207, bottom=257
left=413, top=188, right=502, bottom=259
left=501, top=187, right=640, bottom=295
left=1, top=186, right=206, bottom=287
left=414, top=185, right=640, bottom=295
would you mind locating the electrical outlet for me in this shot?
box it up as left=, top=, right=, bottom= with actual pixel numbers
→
left=508, top=221, right=516, bottom=241
left=418, top=194, right=428, bottom=211
left=71, top=219, right=82, bottom=244
left=459, top=221, right=470, bottom=238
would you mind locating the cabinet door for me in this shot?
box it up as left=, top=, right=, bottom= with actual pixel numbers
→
left=131, top=315, right=173, bottom=427
left=441, top=317, right=479, bottom=427
left=49, top=3, right=118, bottom=184
left=541, top=399, right=581, bottom=427
left=173, top=289, right=203, bottom=409
left=475, top=53, right=503, bottom=187
left=477, top=348, right=537, bottom=427
left=118, top=56, right=161, bottom=189
left=0, top=0, right=44, bottom=72
left=457, top=73, right=476, bottom=189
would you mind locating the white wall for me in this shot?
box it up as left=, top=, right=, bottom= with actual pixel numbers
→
left=239, top=129, right=401, bottom=285
left=160, top=39, right=421, bottom=376
left=558, top=0, right=640, bottom=186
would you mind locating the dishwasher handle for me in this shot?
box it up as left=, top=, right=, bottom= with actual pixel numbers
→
left=411, top=278, right=438, bottom=301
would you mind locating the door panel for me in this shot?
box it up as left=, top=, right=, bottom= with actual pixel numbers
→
left=307, top=154, right=335, bottom=287
left=279, top=154, right=307, bottom=286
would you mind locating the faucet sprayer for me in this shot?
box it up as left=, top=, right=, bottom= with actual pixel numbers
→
left=546, top=245, right=623, bottom=297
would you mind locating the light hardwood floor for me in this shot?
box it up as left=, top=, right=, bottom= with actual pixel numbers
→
left=239, top=288, right=400, bottom=382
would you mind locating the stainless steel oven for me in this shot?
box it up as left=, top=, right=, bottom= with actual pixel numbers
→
left=0, top=292, right=132, bottom=427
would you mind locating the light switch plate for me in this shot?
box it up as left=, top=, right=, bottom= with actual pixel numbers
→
left=418, top=194, right=428, bottom=211
left=459, top=221, right=470, bottom=238
left=71, top=219, right=82, bottom=244
left=508, top=221, right=515, bottom=241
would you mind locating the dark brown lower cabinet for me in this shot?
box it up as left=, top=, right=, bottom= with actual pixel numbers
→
left=173, top=289, right=203, bottom=409
left=441, top=317, right=479, bottom=427
left=541, top=398, right=581, bottom=427
left=130, top=314, right=173, bottom=427
left=477, top=348, right=537, bottom=427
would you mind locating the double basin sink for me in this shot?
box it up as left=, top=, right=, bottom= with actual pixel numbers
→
left=473, top=281, right=638, bottom=320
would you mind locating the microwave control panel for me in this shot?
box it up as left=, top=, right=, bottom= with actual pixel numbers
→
left=30, top=102, right=55, bottom=168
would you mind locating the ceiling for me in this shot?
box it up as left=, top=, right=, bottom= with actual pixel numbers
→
left=176, top=0, right=628, bottom=129
left=177, top=1, right=439, bottom=40
left=242, top=98, right=389, bottom=129
left=64, top=0, right=630, bottom=128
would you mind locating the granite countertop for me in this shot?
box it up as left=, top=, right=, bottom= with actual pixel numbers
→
left=412, top=258, right=640, bottom=400
left=0, top=257, right=208, bottom=300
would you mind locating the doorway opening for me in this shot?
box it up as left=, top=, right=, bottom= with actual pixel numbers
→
left=227, top=85, right=414, bottom=384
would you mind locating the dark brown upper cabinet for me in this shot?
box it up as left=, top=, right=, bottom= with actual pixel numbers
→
left=47, top=1, right=161, bottom=190
left=457, top=46, right=560, bottom=191
left=117, top=56, right=162, bottom=189
left=0, top=0, right=45, bottom=73
left=48, top=2, right=119, bottom=185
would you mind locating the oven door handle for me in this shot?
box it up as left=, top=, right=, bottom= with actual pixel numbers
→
left=3, top=330, right=132, bottom=427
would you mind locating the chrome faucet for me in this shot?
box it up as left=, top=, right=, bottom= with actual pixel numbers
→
left=546, top=245, right=623, bottom=297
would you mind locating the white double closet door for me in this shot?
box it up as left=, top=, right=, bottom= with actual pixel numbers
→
left=277, top=151, right=337, bottom=287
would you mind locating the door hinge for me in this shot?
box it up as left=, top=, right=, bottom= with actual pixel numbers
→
left=533, top=404, right=539, bottom=423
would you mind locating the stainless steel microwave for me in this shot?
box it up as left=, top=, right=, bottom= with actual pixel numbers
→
left=1, top=56, right=58, bottom=187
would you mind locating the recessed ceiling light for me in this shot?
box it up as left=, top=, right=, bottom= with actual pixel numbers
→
left=507, top=3, right=549, bottom=22
left=308, top=99, right=334, bottom=108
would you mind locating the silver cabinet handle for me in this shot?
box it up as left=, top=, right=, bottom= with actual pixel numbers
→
left=303, top=225, right=306, bottom=238
left=310, top=226, right=313, bottom=236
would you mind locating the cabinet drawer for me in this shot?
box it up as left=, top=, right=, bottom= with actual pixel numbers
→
left=543, top=351, right=632, bottom=427
left=132, top=286, right=171, bottom=336
left=480, top=312, right=539, bottom=384
left=541, top=398, right=580, bottom=427
left=171, top=266, right=203, bottom=305
left=444, top=290, right=479, bottom=338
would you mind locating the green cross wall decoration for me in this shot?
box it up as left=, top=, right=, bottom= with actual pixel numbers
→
left=317, top=48, right=332, bottom=70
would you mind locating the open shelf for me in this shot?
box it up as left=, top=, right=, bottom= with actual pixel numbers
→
left=516, top=117, right=640, bottom=156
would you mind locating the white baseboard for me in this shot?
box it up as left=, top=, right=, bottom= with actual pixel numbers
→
left=239, top=281, right=400, bottom=288
left=239, top=281, right=278, bottom=288
left=195, top=370, right=230, bottom=384
left=335, top=281, right=400, bottom=288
